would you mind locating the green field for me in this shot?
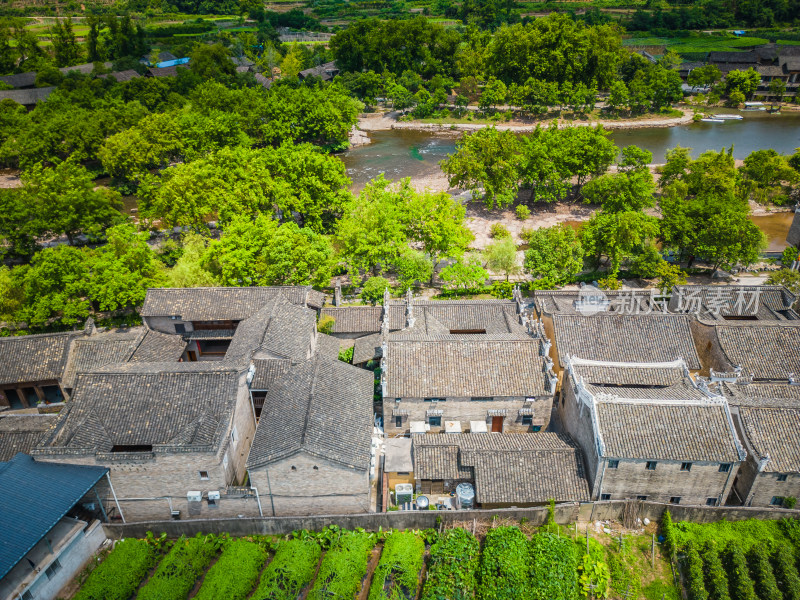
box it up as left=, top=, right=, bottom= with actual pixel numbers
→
left=624, top=34, right=769, bottom=55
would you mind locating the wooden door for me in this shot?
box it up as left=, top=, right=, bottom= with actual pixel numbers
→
left=491, top=416, right=503, bottom=433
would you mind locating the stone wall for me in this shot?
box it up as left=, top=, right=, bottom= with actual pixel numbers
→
left=561, top=377, right=601, bottom=494
left=384, top=396, right=553, bottom=435
left=249, top=452, right=371, bottom=516
left=103, top=500, right=800, bottom=540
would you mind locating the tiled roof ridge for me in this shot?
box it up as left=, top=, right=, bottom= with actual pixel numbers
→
left=299, top=355, right=322, bottom=448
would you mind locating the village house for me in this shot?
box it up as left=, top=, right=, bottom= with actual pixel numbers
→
left=722, top=382, right=800, bottom=507
left=246, top=353, right=374, bottom=516
left=561, top=357, right=745, bottom=505
left=0, top=414, right=57, bottom=461
left=0, top=454, right=116, bottom=600
left=670, top=285, right=798, bottom=321
left=411, top=433, right=589, bottom=507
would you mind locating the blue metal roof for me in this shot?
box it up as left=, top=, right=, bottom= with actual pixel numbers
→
left=155, top=57, right=190, bottom=68
left=0, top=453, right=108, bottom=581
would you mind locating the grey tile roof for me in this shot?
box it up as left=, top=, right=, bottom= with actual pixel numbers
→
left=315, top=333, right=340, bottom=359
left=0, top=332, right=77, bottom=386
left=738, top=406, right=800, bottom=472
left=59, top=62, right=111, bottom=75
left=38, top=367, right=240, bottom=452
left=722, top=382, right=800, bottom=407
left=713, top=322, right=800, bottom=380
left=0, top=72, right=36, bottom=88
left=0, top=415, right=57, bottom=461
left=141, top=286, right=325, bottom=319
left=129, top=329, right=187, bottom=363
left=553, top=314, right=701, bottom=369
left=412, top=299, right=524, bottom=334
left=353, top=333, right=382, bottom=364
left=534, top=289, right=669, bottom=316
left=586, top=382, right=706, bottom=401
left=61, top=330, right=144, bottom=389
left=247, top=354, right=373, bottom=470
left=385, top=337, right=548, bottom=398
left=250, top=358, right=292, bottom=390
left=148, top=65, right=183, bottom=77
left=412, top=433, right=589, bottom=503
left=98, top=69, right=141, bottom=82
left=670, top=285, right=798, bottom=320
left=708, top=51, right=757, bottom=63
left=571, top=362, right=686, bottom=387
left=319, top=306, right=383, bottom=333
left=596, top=400, right=741, bottom=462
left=0, top=87, right=55, bottom=106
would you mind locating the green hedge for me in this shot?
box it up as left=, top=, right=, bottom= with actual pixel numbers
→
left=723, top=542, right=757, bottom=600
left=368, top=530, right=425, bottom=600
left=745, top=546, right=781, bottom=600
left=477, top=527, right=531, bottom=600
left=529, top=533, right=578, bottom=600
left=422, top=528, right=479, bottom=600
left=684, top=542, right=708, bottom=600
left=73, top=538, right=158, bottom=600
left=309, top=531, right=377, bottom=600
left=195, top=539, right=267, bottom=600
left=252, top=538, right=321, bottom=600
left=771, top=544, right=800, bottom=600
left=702, top=545, right=731, bottom=600
left=138, top=534, right=219, bottom=600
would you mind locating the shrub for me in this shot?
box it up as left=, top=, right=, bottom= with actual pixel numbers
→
left=195, top=539, right=267, bottom=600
left=746, top=546, right=781, bottom=600
left=723, top=542, right=757, bottom=600
left=490, top=280, right=514, bottom=299
left=771, top=544, right=800, bottom=600
left=368, top=531, right=425, bottom=600
left=661, top=510, right=677, bottom=560
left=138, top=534, right=219, bottom=600
left=362, top=276, right=391, bottom=305
left=529, top=532, right=578, bottom=600
left=490, top=223, right=510, bottom=238
left=422, top=528, right=480, bottom=600
left=477, top=527, right=530, bottom=600
left=309, top=531, right=377, bottom=600
left=701, top=545, right=731, bottom=600
left=784, top=496, right=797, bottom=509
left=684, top=542, right=708, bottom=600
left=252, top=538, right=322, bottom=600
left=317, top=314, right=335, bottom=334
left=74, top=538, right=158, bottom=600
left=515, top=205, right=531, bottom=220
left=338, top=346, right=354, bottom=363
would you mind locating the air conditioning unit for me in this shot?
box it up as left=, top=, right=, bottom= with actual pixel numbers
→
left=525, top=397, right=536, bottom=402
left=208, top=491, right=221, bottom=501
left=187, top=491, right=202, bottom=502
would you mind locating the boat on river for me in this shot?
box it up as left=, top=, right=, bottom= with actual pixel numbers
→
left=743, top=101, right=766, bottom=111
left=715, top=114, right=743, bottom=120
left=700, top=118, right=725, bottom=123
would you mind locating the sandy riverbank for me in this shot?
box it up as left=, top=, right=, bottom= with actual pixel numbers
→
left=358, top=106, right=695, bottom=134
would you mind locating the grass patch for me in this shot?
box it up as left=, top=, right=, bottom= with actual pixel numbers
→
left=672, top=519, right=791, bottom=553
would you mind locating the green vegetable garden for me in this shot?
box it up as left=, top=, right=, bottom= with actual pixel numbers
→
left=68, top=516, right=800, bottom=600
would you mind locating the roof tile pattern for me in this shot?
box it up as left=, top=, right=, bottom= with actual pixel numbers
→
left=553, top=314, right=701, bottom=369
left=0, top=333, right=76, bottom=386
left=0, top=415, right=57, bottom=461
left=715, top=323, right=800, bottom=380
left=247, top=354, right=372, bottom=470
left=738, top=407, right=800, bottom=472
left=319, top=307, right=383, bottom=333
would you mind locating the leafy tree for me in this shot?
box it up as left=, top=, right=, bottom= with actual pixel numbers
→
left=334, top=176, right=409, bottom=279
left=694, top=209, right=766, bottom=271
left=740, top=149, right=798, bottom=189
left=0, top=265, right=23, bottom=322
left=441, top=127, right=522, bottom=209
left=582, top=146, right=655, bottom=211
left=50, top=18, right=81, bottom=68
left=581, top=210, right=660, bottom=273
left=770, top=78, right=787, bottom=101
left=17, top=161, right=123, bottom=246
left=688, top=65, right=722, bottom=89
left=206, top=213, right=334, bottom=288
left=189, top=43, right=236, bottom=82
left=361, top=276, right=391, bottom=305
left=654, top=260, right=687, bottom=292
left=439, top=254, right=488, bottom=291
left=725, top=68, right=760, bottom=98
left=767, top=269, right=800, bottom=296
left=485, top=236, right=520, bottom=281
left=165, top=233, right=220, bottom=288
left=395, top=248, right=433, bottom=292
left=478, top=78, right=507, bottom=112
left=87, top=224, right=166, bottom=311
left=280, top=44, right=304, bottom=79
left=522, top=224, right=584, bottom=286
left=607, top=80, right=629, bottom=112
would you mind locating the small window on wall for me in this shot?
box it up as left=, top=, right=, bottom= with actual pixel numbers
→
left=637, top=495, right=648, bottom=501
left=522, top=415, right=533, bottom=426
left=21, top=591, right=33, bottom=600
left=45, top=558, right=62, bottom=580
left=719, top=463, right=731, bottom=473
left=777, top=474, right=788, bottom=482
left=646, top=461, right=657, bottom=471
left=771, top=496, right=785, bottom=506
left=608, top=460, right=619, bottom=469
left=175, top=323, right=186, bottom=334
left=313, top=466, right=319, bottom=470
left=600, top=494, right=611, bottom=501
left=222, top=453, right=229, bottom=469
left=706, top=498, right=718, bottom=506
left=231, top=426, right=238, bottom=445
left=291, top=466, right=297, bottom=471
left=680, top=462, right=692, bottom=472
left=199, top=471, right=209, bottom=480
left=395, top=416, right=402, bottom=428
left=670, top=497, right=681, bottom=505
left=532, top=426, right=542, bottom=432
left=429, top=416, right=442, bottom=427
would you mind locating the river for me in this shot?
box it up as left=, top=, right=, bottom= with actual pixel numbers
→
left=340, top=113, right=800, bottom=250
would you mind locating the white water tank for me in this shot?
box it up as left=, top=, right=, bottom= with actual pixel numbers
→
left=395, top=483, right=413, bottom=505
left=456, top=483, right=475, bottom=509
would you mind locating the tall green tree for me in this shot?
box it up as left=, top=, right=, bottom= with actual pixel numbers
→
left=484, top=236, right=520, bottom=281
left=50, top=18, right=81, bottom=67
left=522, top=224, right=584, bottom=286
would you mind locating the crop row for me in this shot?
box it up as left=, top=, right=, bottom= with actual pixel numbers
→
left=72, top=525, right=663, bottom=600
